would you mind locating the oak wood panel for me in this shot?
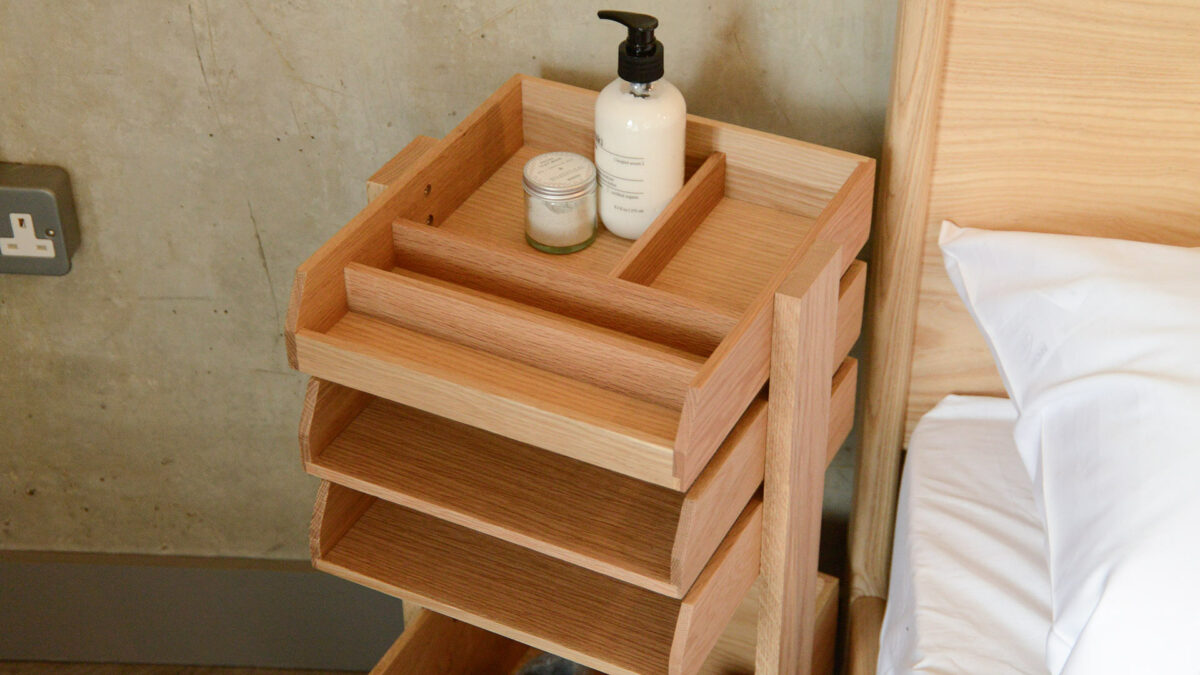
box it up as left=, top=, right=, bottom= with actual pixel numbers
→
left=851, top=0, right=954, bottom=607
left=756, top=241, right=840, bottom=675
left=906, top=0, right=1200, bottom=434
left=344, top=263, right=704, bottom=410
left=312, top=482, right=762, bottom=675
left=295, top=313, right=680, bottom=488
left=612, top=152, right=727, bottom=285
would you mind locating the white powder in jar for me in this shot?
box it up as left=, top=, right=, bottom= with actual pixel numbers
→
left=522, top=152, right=597, bottom=253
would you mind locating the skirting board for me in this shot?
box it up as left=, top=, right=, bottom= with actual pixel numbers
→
left=0, top=552, right=404, bottom=671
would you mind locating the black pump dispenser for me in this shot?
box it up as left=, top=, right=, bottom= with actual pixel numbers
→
left=598, top=10, right=664, bottom=84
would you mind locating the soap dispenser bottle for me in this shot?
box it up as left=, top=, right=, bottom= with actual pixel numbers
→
left=594, top=10, right=686, bottom=240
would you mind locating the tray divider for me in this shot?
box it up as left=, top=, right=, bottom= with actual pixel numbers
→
left=610, top=152, right=727, bottom=285
left=344, top=262, right=703, bottom=410
left=392, top=217, right=737, bottom=356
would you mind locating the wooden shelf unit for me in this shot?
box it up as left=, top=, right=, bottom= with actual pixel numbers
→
left=301, top=363, right=855, bottom=598
left=287, top=74, right=875, bottom=675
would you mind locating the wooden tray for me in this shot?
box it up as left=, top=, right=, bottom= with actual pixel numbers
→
left=369, top=573, right=838, bottom=675
left=299, top=358, right=855, bottom=599
left=312, top=480, right=763, bottom=675
left=286, top=75, right=872, bottom=490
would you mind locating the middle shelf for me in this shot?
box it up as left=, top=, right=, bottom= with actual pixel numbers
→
left=300, top=355, right=855, bottom=599
left=312, top=480, right=763, bottom=675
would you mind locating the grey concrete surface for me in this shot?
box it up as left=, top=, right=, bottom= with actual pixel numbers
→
left=0, top=0, right=895, bottom=559
left=0, top=555, right=402, bottom=669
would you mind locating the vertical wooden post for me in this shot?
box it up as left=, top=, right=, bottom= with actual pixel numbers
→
left=756, top=241, right=841, bottom=675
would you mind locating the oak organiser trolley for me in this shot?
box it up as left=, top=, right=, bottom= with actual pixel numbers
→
left=286, top=75, right=873, bottom=675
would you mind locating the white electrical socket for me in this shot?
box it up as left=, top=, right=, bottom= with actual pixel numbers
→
left=1, top=213, right=56, bottom=258
left=0, top=162, right=78, bottom=275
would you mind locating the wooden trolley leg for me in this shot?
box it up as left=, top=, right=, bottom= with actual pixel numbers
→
left=756, top=241, right=841, bottom=675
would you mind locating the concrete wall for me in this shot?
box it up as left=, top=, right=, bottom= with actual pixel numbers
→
left=0, top=0, right=895, bottom=559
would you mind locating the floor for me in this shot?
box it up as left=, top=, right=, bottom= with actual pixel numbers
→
left=0, top=664, right=359, bottom=675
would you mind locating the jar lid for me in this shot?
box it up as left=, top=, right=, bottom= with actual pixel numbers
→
left=522, top=152, right=596, bottom=200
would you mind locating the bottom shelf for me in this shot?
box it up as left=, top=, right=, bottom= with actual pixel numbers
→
left=313, top=480, right=761, bottom=675
left=375, top=574, right=839, bottom=675
left=370, top=610, right=535, bottom=674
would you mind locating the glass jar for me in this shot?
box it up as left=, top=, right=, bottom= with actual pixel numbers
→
left=522, top=152, right=598, bottom=254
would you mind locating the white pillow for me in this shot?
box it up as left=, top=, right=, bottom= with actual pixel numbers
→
left=939, top=221, right=1200, bottom=675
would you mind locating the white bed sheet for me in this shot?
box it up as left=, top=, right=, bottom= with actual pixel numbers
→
left=877, top=395, right=1051, bottom=675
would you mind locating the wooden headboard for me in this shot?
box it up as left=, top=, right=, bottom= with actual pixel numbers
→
left=848, top=0, right=1200, bottom=670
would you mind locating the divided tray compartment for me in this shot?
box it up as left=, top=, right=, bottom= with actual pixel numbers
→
left=311, top=479, right=763, bottom=675
left=286, top=74, right=873, bottom=491
left=300, top=356, right=857, bottom=598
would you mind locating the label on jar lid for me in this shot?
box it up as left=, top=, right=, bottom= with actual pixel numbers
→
left=523, top=152, right=596, bottom=198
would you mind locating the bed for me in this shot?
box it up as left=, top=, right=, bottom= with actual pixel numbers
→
left=847, top=0, right=1200, bottom=673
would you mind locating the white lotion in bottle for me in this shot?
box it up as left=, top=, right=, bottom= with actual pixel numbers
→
left=594, top=10, right=686, bottom=240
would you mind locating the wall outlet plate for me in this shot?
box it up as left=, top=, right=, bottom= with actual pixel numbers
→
left=0, top=162, right=80, bottom=275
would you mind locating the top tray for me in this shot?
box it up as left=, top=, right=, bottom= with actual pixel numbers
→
left=286, top=75, right=873, bottom=490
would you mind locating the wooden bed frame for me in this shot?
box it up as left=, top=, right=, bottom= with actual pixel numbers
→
left=847, top=0, right=1200, bottom=672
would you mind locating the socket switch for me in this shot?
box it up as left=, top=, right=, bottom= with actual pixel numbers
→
left=0, top=162, right=79, bottom=275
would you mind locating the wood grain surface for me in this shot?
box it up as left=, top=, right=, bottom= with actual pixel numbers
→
left=296, top=312, right=680, bottom=487
left=301, top=361, right=854, bottom=599
left=311, top=481, right=762, bottom=675
left=344, top=263, right=704, bottom=410
left=301, top=379, right=762, bottom=598
left=852, top=0, right=1200, bottom=673
left=612, top=153, right=727, bottom=285
left=756, top=242, right=840, bottom=675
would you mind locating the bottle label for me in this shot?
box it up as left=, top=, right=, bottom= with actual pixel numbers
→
left=595, top=135, right=646, bottom=213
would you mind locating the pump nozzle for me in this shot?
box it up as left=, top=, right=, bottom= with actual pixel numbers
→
left=598, top=10, right=664, bottom=83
